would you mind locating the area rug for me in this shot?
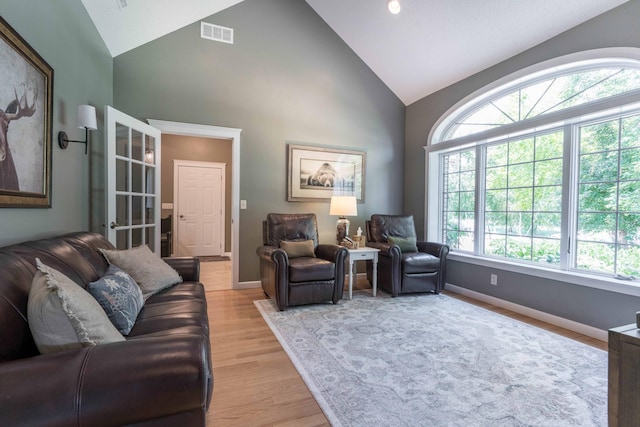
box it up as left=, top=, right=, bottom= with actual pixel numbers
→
left=254, top=292, right=607, bottom=427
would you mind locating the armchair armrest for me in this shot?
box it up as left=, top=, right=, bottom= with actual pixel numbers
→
left=0, top=334, right=209, bottom=426
left=256, top=245, right=288, bottom=264
left=163, top=257, right=200, bottom=282
left=256, top=245, right=289, bottom=311
left=366, top=241, right=401, bottom=258
left=316, top=244, right=348, bottom=263
left=417, top=241, right=450, bottom=259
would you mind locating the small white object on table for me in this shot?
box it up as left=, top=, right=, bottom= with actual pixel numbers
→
left=346, top=247, right=380, bottom=299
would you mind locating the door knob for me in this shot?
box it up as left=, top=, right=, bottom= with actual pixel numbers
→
left=110, top=222, right=121, bottom=229
left=179, top=215, right=185, bottom=219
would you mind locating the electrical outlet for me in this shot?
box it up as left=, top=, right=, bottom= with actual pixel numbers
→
left=490, top=274, right=498, bottom=286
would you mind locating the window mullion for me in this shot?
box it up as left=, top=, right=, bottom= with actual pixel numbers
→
left=475, top=144, right=486, bottom=256
left=563, top=124, right=579, bottom=271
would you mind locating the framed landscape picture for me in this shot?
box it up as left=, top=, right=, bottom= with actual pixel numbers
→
left=0, top=16, right=53, bottom=207
left=288, top=143, right=365, bottom=202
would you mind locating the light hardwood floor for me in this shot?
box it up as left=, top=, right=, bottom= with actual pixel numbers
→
left=200, top=260, right=232, bottom=291
left=203, top=265, right=607, bottom=426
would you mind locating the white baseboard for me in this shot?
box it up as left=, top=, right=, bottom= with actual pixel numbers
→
left=445, top=283, right=608, bottom=343
left=236, top=280, right=261, bottom=290
left=224, top=252, right=232, bottom=258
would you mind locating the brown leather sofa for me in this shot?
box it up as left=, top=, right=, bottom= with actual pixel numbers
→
left=0, top=232, right=212, bottom=426
left=366, top=214, right=449, bottom=297
left=256, top=213, right=347, bottom=311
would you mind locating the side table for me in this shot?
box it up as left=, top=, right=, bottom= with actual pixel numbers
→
left=609, top=322, right=640, bottom=426
left=346, top=247, right=380, bottom=299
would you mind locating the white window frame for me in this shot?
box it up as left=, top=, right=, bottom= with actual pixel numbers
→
left=425, top=48, right=640, bottom=297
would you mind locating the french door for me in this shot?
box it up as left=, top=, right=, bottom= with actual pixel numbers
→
left=105, top=106, right=162, bottom=253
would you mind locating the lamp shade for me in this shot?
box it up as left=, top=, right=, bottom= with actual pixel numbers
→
left=77, top=105, right=97, bottom=130
left=329, top=196, right=357, bottom=217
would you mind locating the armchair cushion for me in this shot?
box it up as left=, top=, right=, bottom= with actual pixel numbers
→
left=403, top=252, right=441, bottom=274
left=280, top=240, right=316, bottom=258
left=265, top=213, right=319, bottom=247
left=388, top=236, right=418, bottom=253
left=370, top=214, right=417, bottom=243
left=289, top=257, right=334, bottom=282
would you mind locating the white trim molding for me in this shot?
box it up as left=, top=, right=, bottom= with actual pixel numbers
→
left=446, top=283, right=608, bottom=342
left=148, top=119, right=242, bottom=289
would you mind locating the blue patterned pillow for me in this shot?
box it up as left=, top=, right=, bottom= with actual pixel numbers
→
left=87, top=264, right=144, bottom=335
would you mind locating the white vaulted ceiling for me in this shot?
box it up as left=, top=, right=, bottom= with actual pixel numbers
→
left=81, top=0, right=629, bottom=105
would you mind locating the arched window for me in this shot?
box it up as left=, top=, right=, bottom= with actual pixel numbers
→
left=426, top=49, right=640, bottom=286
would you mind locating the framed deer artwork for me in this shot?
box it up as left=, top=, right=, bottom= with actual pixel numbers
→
left=0, top=17, right=53, bottom=208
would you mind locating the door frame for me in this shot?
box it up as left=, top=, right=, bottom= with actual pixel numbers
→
left=173, top=159, right=226, bottom=257
left=148, top=119, right=241, bottom=289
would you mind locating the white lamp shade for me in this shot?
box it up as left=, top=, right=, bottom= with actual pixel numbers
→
left=77, top=105, right=97, bottom=130
left=330, top=196, right=357, bottom=216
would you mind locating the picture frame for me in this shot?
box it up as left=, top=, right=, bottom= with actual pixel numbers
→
left=288, top=143, right=366, bottom=202
left=0, top=16, right=53, bottom=208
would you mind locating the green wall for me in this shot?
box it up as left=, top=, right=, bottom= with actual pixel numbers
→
left=113, top=0, right=406, bottom=282
left=0, top=0, right=112, bottom=245
left=405, top=0, right=640, bottom=330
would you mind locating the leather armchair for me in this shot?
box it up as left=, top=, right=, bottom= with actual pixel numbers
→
left=256, top=213, right=348, bottom=311
left=365, top=214, right=449, bottom=297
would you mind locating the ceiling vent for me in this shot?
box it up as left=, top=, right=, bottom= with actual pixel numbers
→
left=116, top=0, right=128, bottom=9
left=201, top=22, right=234, bottom=45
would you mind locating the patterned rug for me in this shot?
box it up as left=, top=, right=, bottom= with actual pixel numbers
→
left=254, top=292, right=607, bottom=427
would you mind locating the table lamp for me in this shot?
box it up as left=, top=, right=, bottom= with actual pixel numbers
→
left=329, top=196, right=357, bottom=244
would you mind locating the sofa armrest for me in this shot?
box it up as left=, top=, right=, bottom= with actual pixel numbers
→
left=163, top=257, right=200, bottom=282
left=0, top=334, right=210, bottom=427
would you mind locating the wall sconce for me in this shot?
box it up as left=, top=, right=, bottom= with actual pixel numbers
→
left=58, top=105, right=97, bottom=154
left=330, top=195, right=358, bottom=244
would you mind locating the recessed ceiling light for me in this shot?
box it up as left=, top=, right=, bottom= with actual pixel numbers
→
left=388, top=0, right=401, bottom=14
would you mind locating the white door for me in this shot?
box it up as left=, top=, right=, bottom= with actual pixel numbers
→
left=174, top=160, right=225, bottom=257
left=105, top=106, right=162, bottom=252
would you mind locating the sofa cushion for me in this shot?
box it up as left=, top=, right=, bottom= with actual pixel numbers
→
left=100, top=245, right=182, bottom=300
left=280, top=240, right=316, bottom=258
left=388, top=236, right=418, bottom=253
left=87, top=264, right=144, bottom=335
left=27, top=259, right=124, bottom=354
left=288, top=257, right=334, bottom=282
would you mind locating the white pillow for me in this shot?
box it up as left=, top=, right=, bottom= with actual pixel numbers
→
left=28, top=258, right=124, bottom=354
left=100, top=245, right=182, bottom=300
